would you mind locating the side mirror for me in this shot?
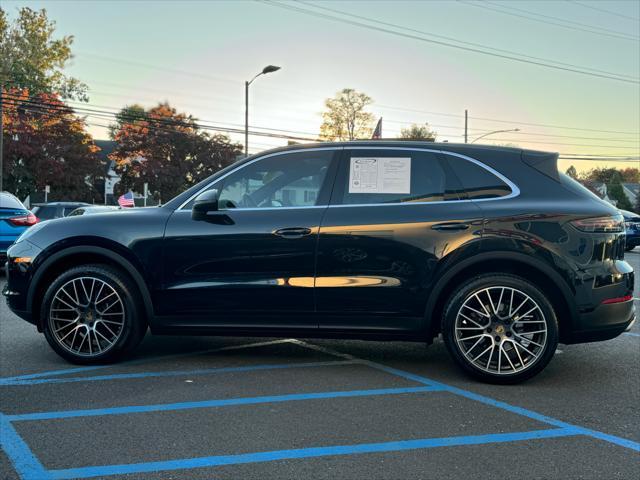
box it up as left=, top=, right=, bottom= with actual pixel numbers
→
left=192, top=189, right=219, bottom=221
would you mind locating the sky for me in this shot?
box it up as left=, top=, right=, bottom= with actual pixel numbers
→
left=4, top=0, right=640, bottom=173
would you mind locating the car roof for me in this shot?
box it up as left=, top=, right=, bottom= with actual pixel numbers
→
left=246, top=140, right=544, bottom=156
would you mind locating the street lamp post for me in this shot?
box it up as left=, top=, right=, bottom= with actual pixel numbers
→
left=245, top=65, right=281, bottom=156
left=470, top=128, right=520, bottom=144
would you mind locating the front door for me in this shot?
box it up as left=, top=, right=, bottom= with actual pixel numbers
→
left=159, top=148, right=339, bottom=328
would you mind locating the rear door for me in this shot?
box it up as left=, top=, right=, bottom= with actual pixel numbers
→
left=315, top=147, right=485, bottom=332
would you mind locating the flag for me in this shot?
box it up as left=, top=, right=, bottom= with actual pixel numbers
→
left=371, top=117, right=382, bottom=139
left=118, top=191, right=135, bottom=208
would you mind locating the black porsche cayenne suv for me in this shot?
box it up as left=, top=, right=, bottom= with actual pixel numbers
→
left=3, top=142, right=635, bottom=383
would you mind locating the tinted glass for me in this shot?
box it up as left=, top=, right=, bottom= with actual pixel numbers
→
left=0, top=194, right=25, bottom=210
left=31, top=206, right=57, bottom=220
left=183, top=151, right=333, bottom=210
left=444, top=155, right=512, bottom=199
left=68, top=209, right=84, bottom=216
left=63, top=207, right=78, bottom=216
left=337, top=150, right=456, bottom=205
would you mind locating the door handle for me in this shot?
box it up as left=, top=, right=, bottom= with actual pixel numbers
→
left=273, top=227, right=312, bottom=238
left=431, top=222, right=470, bottom=231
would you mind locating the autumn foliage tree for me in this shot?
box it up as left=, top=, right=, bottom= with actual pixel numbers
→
left=109, top=103, right=242, bottom=202
left=319, top=88, right=375, bottom=141
left=398, top=123, right=437, bottom=141
left=1, top=88, right=102, bottom=201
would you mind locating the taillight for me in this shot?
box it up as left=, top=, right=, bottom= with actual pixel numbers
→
left=570, top=215, right=624, bottom=233
left=601, top=295, right=633, bottom=305
left=8, top=213, right=39, bottom=227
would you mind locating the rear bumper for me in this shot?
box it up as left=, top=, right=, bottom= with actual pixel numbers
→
left=564, top=300, right=636, bottom=344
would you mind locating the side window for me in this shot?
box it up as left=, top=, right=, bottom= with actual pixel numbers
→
left=336, top=150, right=457, bottom=205
left=63, top=207, right=78, bottom=216
left=183, top=150, right=334, bottom=210
left=68, top=209, right=83, bottom=216
left=443, top=155, right=512, bottom=199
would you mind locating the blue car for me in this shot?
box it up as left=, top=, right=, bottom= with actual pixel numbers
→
left=0, top=192, right=39, bottom=264
left=621, top=209, right=640, bottom=252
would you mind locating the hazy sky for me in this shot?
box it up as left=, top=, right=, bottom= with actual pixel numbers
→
left=4, top=0, right=640, bottom=172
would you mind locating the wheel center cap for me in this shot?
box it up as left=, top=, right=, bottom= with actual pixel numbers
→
left=495, top=325, right=505, bottom=335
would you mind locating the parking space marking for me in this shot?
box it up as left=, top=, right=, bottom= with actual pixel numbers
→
left=291, top=340, right=640, bottom=453
left=2, top=337, right=638, bottom=479
left=1, top=359, right=357, bottom=386
left=47, top=428, right=579, bottom=480
left=7, top=386, right=439, bottom=422
left=0, top=414, right=51, bottom=480
left=0, top=338, right=296, bottom=386
left=623, top=332, right=640, bottom=337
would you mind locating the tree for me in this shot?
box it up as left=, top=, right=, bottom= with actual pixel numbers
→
left=319, top=88, right=375, bottom=141
left=607, top=179, right=633, bottom=211
left=578, top=167, right=622, bottom=184
left=109, top=102, right=243, bottom=202
left=398, top=123, right=437, bottom=141
left=565, top=165, right=578, bottom=179
left=620, top=167, right=640, bottom=183
left=2, top=88, right=102, bottom=201
left=0, top=7, right=87, bottom=100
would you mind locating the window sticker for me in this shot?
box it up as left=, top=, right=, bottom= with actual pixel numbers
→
left=349, top=157, right=411, bottom=194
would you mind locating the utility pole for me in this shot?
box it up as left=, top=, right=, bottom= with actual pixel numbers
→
left=464, top=109, right=468, bottom=144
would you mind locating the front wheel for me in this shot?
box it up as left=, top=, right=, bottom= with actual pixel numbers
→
left=41, top=264, right=146, bottom=364
left=442, top=274, right=559, bottom=384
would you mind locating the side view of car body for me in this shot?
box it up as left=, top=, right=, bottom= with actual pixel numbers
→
left=3, top=142, right=636, bottom=383
left=621, top=209, right=640, bottom=251
left=0, top=192, right=38, bottom=264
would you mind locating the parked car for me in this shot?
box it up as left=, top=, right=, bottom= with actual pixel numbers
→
left=67, top=206, right=121, bottom=217
left=31, top=202, right=90, bottom=221
left=3, top=142, right=635, bottom=383
left=620, top=209, right=640, bottom=251
left=0, top=192, right=38, bottom=264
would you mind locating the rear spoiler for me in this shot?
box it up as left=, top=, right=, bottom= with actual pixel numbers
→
left=521, top=150, right=559, bottom=182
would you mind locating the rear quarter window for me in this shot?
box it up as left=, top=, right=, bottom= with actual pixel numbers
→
left=443, top=155, right=513, bottom=199
left=32, top=206, right=58, bottom=220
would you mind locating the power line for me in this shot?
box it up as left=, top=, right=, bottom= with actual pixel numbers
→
left=460, top=0, right=639, bottom=42
left=261, top=0, right=639, bottom=84
left=568, top=0, right=640, bottom=23
left=297, top=0, right=639, bottom=80
left=483, top=0, right=640, bottom=39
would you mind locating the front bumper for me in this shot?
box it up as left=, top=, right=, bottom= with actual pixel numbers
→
left=3, top=240, right=42, bottom=326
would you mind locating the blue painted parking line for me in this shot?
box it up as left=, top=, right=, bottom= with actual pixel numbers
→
left=293, top=340, right=640, bottom=453
left=623, top=332, right=640, bottom=337
left=0, top=413, right=51, bottom=480
left=0, top=338, right=295, bottom=386
left=7, top=386, right=440, bottom=422
left=47, top=427, right=580, bottom=480
left=1, top=360, right=357, bottom=386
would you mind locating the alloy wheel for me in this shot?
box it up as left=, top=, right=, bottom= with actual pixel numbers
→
left=454, top=286, right=548, bottom=375
left=48, top=276, right=125, bottom=357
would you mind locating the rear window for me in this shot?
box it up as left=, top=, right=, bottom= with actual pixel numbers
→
left=32, top=206, right=58, bottom=220
left=0, top=194, right=25, bottom=210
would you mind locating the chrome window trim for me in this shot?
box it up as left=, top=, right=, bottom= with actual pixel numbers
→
left=177, top=147, right=343, bottom=211
left=176, top=145, right=520, bottom=211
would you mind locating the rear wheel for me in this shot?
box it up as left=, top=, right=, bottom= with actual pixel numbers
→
left=442, top=274, right=558, bottom=384
left=42, top=264, right=146, bottom=364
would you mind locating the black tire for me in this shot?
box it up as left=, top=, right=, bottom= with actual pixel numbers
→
left=625, top=244, right=634, bottom=252
left=41, top=264, right=146, bottom=364
left=442, top=273, right=559, bottom=384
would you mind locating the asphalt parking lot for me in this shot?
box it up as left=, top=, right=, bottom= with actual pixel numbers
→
left=1, top=251, right=639, bottom=480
